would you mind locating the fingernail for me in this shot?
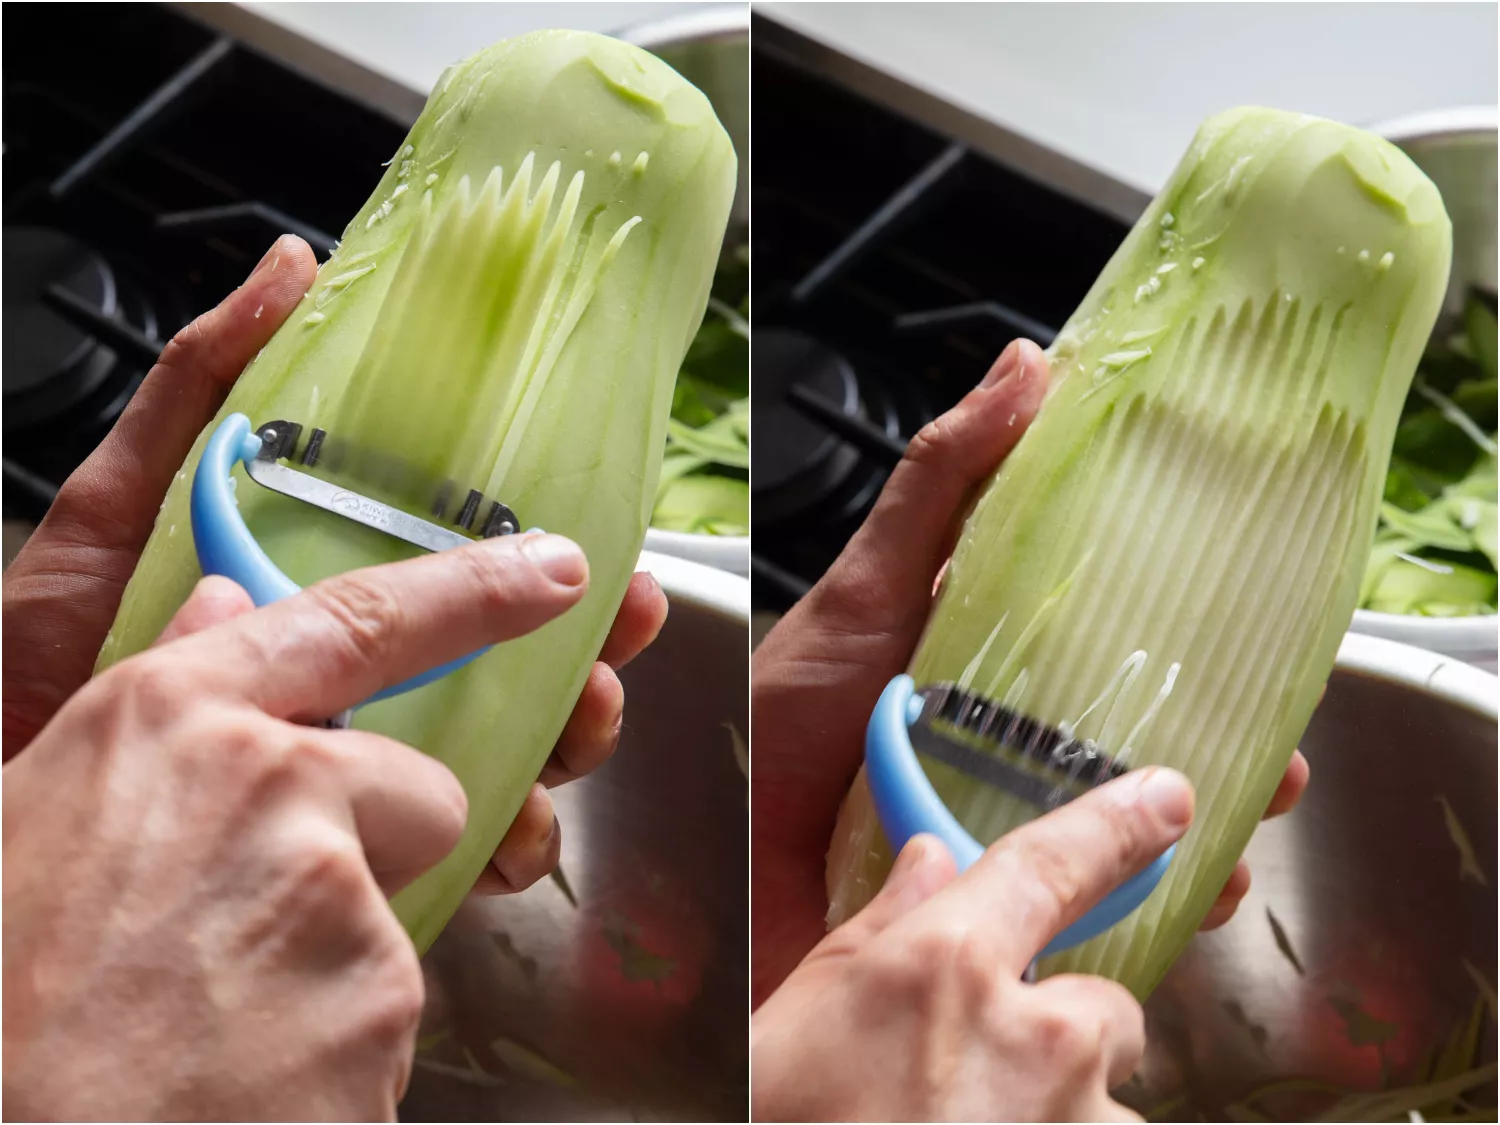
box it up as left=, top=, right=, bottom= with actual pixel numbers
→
left=981, top=340, right=1025, bottom=389
left=519, top=533, right=588, bottom=589
left=1135, top=767, right=1194, bottom=829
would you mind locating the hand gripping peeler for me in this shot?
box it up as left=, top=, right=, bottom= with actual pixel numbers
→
left=191, top=412, right=523, bottom=728
left=865, top=674, right=1176, bottom=964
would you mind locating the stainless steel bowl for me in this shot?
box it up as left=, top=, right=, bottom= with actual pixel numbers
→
left=626, top=7, right=752, bottom=578
left=400, top=553, right=749, bottom=1122
left=1349, top=108, right=1498, bottom=669
left=1371, top=107, right=1497, bottom=325
left=1125, top=635, right=1497, bottom=1121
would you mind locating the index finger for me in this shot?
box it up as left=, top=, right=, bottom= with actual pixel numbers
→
left=911, top=767, right=1194, bottom=973
left=169, top=533, right=589, bottom=721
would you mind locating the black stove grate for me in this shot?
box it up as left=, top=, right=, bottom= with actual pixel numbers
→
left=750, top=19, right=1131, bottom=610
left=2, top=3, right=407, bottom=522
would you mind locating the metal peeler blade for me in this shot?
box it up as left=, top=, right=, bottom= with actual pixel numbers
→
left=863, top=674, right=1175, bottom=962
left=910, top=681, right=1131, bottom=810
left=247, top=420, right=519, bottom=551
left=191, top=412, right=516, bottom=730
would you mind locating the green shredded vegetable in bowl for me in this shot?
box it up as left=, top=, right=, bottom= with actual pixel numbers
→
left=1360, top=291, right=1498, bottom=618
left=650, top=242, right=748, bottom=537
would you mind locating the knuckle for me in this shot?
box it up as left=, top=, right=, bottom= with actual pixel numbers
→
left=154, top=317, right=207, bottom=375
left=1000, top=833, right=1083, bottom=920
left=288, top=731, right=352, bottom=776
left=44, top=475, right=102, bottom=535
left=210, top=716, right=294, bottom=778
left=106, top=656, right=187, bottom=725
left=854, top=944, right=928, bottom=1010
left=289, top=834, right=370, bottom=912
left=308, top=572, right=405, bottom=672
left=905, top=415, right=954, bottom=468
left=455, top=543, right=513, bottom=611
left=1098, top=793, right=1152, bottom=860
left=362, top=938, right=427, bottom=1048
left=1031, top=1005, right=1096, bottom=1067
left=237, top=730, right=345, bottom=801
left=195, top=709, right=270, bottom=762
left=942, top=932, right=999, bottom=995
left=864, top=928, right=995, bottom=1004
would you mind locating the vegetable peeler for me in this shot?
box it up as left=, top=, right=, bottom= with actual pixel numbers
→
left=191, top=412, right=522, bottom=728
left=865, top=674, right=1176, bottom=964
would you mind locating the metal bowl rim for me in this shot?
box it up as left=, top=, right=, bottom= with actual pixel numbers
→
left=644, top=527, right=750, bottom=573
left=1352, top=108, right=1498, bottom=644
left=1349, top=608, right=1497, bottom=661
left=1368, top=105, right=1499, bottom=144
left=1335, top=629, right=1498, bottom=720
left=616, top=5, right=749, bottom=51
left=617, top=5, right=748, bottom=561
left=636, top=547, right=750, bottom=625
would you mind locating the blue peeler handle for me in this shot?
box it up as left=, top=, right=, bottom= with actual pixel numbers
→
left=865, top=674, right=1175, bottom=960
left=190, top=413, right=490, bottom=709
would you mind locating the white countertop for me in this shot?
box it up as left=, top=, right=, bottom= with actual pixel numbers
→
left=190, top=2, right=1495, bottom=212
left=760, top=2, right=1497, bottom=210
left=181, top=2, right=734, bottom=121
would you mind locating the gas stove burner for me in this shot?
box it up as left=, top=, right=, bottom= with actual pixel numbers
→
left=753, top=326, right=867, bottom=523
left=4, top=227, right=121, bottom=429
left=3, top=226, right=165, bottom=442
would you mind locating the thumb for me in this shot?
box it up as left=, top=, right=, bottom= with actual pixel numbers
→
left=153, top=576, right=257, bottom=647
left=919, top=767, right=1195, bottom=974
left=50, top=236, right=319, bottom=554
left=812, top=339, right=1048, bottom=656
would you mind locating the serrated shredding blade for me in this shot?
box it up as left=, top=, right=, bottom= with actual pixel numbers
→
left=910, top=682, right=1132, bottom=811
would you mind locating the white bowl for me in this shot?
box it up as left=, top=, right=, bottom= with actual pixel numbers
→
left=1347, top=108, right=1498, bottom=670
left=1346, top=609, right=1498, bottom=672
left=625, top=9, right=752, bottom=579
left=643, top=528, right=750, bottom=577
left=1334, top=627, right=1499, bottom=714
left=633, top=545, right=750, bottom=618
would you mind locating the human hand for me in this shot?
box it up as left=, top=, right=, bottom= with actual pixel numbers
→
left=2, top=530, right=591, bottom=1121
left=751, top=768, right=1197, bottom=1122
left=750, top=340, right=1309, bottom=1006
left=0, top=235, right=666, bottom=896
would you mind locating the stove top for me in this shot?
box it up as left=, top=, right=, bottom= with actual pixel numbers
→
left=2, top=3, right=406, bottom=523
left=749, top=13, right=1130, bottom=611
